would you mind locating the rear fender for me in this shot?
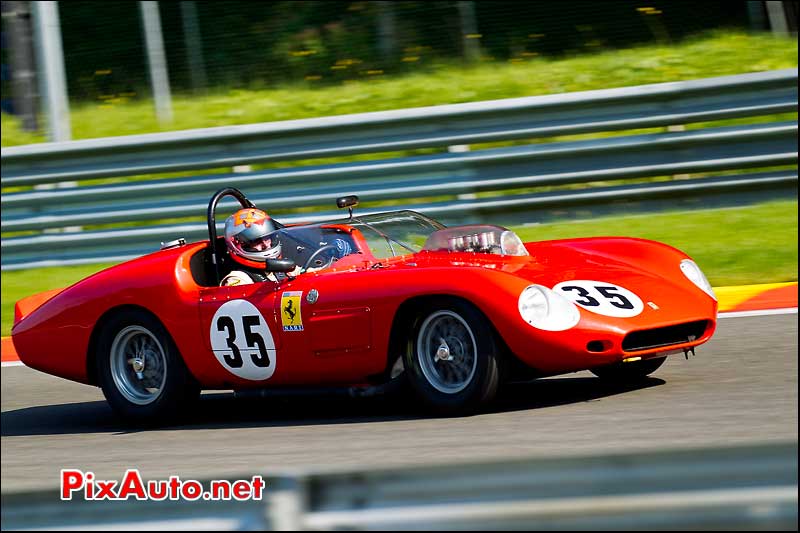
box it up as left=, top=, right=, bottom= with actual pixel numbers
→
left=13, top=288, right=64, bottom=328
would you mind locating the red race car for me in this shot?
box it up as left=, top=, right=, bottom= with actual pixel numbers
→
left=11, top=188, right=717, bottom=422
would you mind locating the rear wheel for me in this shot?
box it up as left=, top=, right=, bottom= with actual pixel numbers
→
left=590, top=356, right=666, bottom=382
left=403, top=300, right=500, bottom=414
left=96, top=310, right=199, bottom=424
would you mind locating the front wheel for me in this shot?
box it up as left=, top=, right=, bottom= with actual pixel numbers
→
left=590, top=356, right=666, bottom=382
left=403, top=300, right=501, bottom=414
left=96, top=310, right=199, bottom=424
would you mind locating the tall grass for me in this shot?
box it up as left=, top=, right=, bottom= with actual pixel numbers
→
left=2, top=30, right=797, bottom=147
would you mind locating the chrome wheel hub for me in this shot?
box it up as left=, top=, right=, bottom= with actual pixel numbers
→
left=110, top=326, right=168, bottom=406
left=417, top=311, right=477, bottom=394
left=435, top=338, right=454, bottom=362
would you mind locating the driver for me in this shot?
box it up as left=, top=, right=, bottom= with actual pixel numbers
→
left=221, top=207, right=300, bottom=286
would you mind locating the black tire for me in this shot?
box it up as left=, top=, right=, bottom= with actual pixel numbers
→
left=96, top=310, right=200, bottom=424
left=403, top=299, right=501, bottom=414
left=590, top=356, right=666, bottom=382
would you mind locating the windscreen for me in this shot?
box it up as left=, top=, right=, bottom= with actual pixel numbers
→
left=337, top=210, right=445, bottom=259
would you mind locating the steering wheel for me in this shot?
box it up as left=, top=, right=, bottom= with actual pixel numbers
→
left=302, top=244, right=339, bottom=271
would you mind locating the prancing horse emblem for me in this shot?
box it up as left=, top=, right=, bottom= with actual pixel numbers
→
left=283, top=299, right=297, bottom=323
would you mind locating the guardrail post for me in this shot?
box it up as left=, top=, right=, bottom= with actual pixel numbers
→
left=266, top=477, right=307, bottom=531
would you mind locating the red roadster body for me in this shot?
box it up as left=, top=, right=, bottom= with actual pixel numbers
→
left=11, top=189, right=717, bottom=421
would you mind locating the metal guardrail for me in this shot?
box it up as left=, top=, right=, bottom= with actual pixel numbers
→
left=1, top=69, right=798, bottom=270
left=1, top=442, right=796, bottom=530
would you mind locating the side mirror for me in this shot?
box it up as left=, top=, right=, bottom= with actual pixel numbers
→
left=265, top=258, right=296, bottom=273
left=336, top=195, right=359, bottom=219
left=336, top=195, right=359, bottom=209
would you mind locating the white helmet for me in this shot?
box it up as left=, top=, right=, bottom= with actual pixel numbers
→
left=224, top=208, right=281, bottom=268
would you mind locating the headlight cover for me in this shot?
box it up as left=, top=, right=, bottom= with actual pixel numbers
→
left=680, top=259, right=716, bottom=300
left=500, top=230, right=527, bottom=256
left=518, top=284, right=581, bottom=331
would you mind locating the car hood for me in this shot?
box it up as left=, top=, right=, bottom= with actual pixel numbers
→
left=412, top=236, right=717, bottom=327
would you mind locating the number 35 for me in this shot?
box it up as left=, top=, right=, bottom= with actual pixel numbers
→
left=559, top=285, right=634, bottom=309
left=216, top=315, right=271, bottom=368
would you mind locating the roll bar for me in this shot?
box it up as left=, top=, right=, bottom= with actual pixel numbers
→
left=206, top=187, right=254, bottom=285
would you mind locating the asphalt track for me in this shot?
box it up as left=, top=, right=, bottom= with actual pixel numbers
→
left=1, top=312, right=797, bottom=493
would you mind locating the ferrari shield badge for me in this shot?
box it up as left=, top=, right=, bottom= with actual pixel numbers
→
left=281, top=291, right=304, bottom=331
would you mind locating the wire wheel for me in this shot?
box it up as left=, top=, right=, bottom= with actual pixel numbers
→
left=110, top=325, right=168, bottom=405
left=416, top=310, right=478, bottom=394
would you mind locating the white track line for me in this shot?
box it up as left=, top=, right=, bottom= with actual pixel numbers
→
left=718, top=307, right=797, bottom=319
left=1, top=361, right=25, bottom=368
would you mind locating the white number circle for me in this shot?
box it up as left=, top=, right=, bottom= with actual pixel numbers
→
left=210, top=300, right=276, bottom=380
left=553, top=280, right=644, bottom=318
